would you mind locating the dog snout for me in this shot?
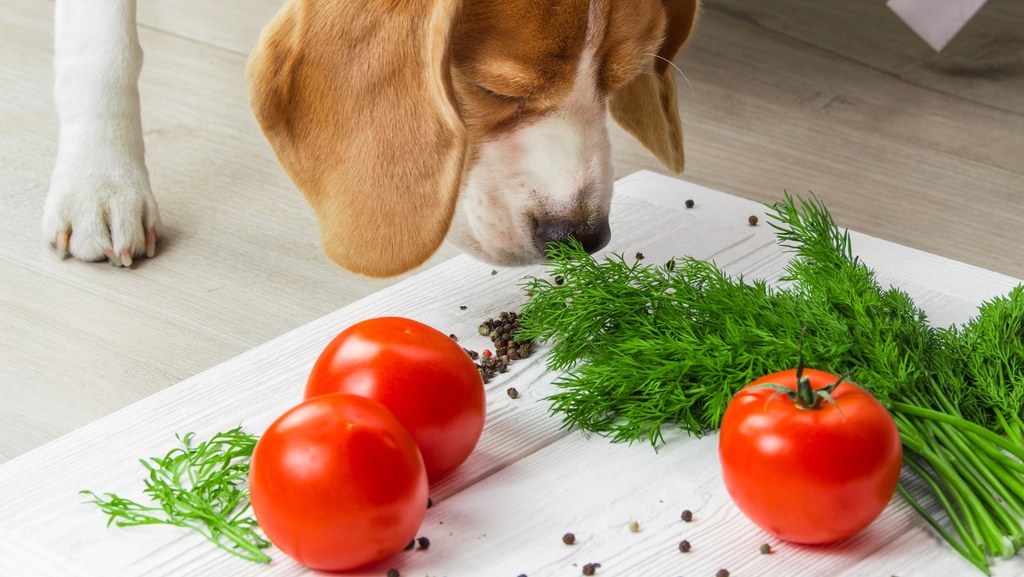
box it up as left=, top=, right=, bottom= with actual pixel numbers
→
left=532, top=217, right=611, bottom=256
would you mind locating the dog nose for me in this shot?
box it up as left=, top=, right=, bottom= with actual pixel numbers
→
left=533, top=218, right=611, bottom=256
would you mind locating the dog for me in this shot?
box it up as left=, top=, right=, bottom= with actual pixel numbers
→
left=44, top=0, right=698, bottom=276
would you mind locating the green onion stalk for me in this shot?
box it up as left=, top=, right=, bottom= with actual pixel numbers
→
left=518, top=195, right=1024, bottom=574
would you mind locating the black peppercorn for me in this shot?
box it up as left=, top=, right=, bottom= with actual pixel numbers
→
left=681, top=509, right=693, bottom=522
left=748, top=215, right=759, bottom=226
left=562, top=532, right=576, bottom=545
left=685, top=199, right=695, bottom=208
left=678, top=540, right=691, bottom=553
left=387, top=569, right=400, bottom=577
left=582, top=562, right=601, bottom=575
left=417, top=536, right=430, bottom=550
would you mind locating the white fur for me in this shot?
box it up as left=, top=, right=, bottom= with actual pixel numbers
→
left=448, top=0, right=613, bottom=265
left=45, top=0, right=159, bottom=267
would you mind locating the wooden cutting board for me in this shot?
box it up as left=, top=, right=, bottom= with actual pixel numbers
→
left=2, top=171, right=1021, bottom=577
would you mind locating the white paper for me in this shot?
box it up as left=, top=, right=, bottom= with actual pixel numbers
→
left=888, top=0, right=988, bottom=51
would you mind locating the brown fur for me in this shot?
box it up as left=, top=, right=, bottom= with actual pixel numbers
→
left=247, top=0, right=699, bottom=277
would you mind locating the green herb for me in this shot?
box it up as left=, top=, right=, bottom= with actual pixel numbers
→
left=81, top=426, right=270, bottom=563
left=520, top=194, right=1024, bottom=573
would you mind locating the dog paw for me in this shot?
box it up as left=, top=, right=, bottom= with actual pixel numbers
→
left=43, top=168, right=161, bottom=267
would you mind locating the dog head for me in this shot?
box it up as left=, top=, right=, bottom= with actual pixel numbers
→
left=248, top=0, right=698, bottom=276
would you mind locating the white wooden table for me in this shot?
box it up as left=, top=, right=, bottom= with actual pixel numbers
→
left=2, top=171, right=1022, bottom=577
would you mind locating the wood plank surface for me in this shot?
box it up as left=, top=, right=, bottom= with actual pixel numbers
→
left=2, top=173, right=1022, bottom=576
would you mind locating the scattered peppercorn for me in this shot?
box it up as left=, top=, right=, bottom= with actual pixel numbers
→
left=760, top=543, right=772, bottom=554
left=491, top=269, right=498, bottom=275
left=681, top=509, right=693, bottom=522
left=635, top=251, right=645, bottom=260
left=685, top=199, right=695, bottom=208
left=628, top=520, right=640, bottom=533
left=665, top=259, right=676, bottom=272
left=582, top=562, right=601, bottom=575
left=387, top=569, right=400, bottom=577
left=678, top=540, right=691, bottom=553
left=449, top=333, right=458, bottom=341
left=470, top=312, right=535, bottom=383
left=562, top=532, right=576, bottom=545
left=417, top=536, right=430, bottom=550
left=748, top=215, right=759, bottom=226
left=507, top=387, right=520, bottom=399
left=554, top=275, right=565, bottom=285
left=716, top=570, right=730, bottom=577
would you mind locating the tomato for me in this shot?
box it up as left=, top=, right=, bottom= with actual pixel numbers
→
left=718, top=365, right=902, bottom=544
left=305, top=316, right=486, bottom=482
left=249, top=393, right=428, bottom=571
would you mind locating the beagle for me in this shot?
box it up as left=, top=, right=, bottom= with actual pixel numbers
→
left=44, top=0, right=698, bottom=275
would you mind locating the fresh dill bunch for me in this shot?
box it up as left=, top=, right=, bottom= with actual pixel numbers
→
left=81, top=426, right=271, bottom=563
left=520, top=193, right=1024, bottom=572
left=951, top=285, right=1024, bottom=437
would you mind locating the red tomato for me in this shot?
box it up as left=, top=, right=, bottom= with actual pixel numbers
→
left=718, top=367, right=902, bottom=544
left=249, top=393, right=428, bottom=571
left=306, top=316, right=486, bottom=482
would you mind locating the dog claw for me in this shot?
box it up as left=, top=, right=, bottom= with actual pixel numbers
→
left=145, top=226, right=157, bottom=258
left=121, top=251, right=133, bottom=268
left=55, top=229, right=70, bottom=259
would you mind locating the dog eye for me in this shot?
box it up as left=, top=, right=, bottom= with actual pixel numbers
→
left=477, top=85, right=528, bottom=106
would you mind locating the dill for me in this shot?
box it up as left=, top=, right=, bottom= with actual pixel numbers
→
left=81, top=426, right=271, bottom=563
left=520, top=193, right=1024, bottom=573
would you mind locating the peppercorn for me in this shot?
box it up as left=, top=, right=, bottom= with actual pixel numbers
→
left=459, top=305, right=468, bottom=310
left=760, top=543, right=772, bottom=555
left=678, top=540, right=691, bottom=553
left=748, top=215, right=759, bottom=226
left=562, top=532, right=576, bottom=545
left=628, top=520, right=640, bottom=533
left=582, top=562, right=601, bottom=575
left=681, top=509, right=693, bottom=522
left=554, top=275, right=565, bottom=285
left=417, top=536, right=430, bottom=550
left=507, top=387, right=520, bottom=399
left=685, top=199, right=695, bottom=208
left=716, top=570, right=730, bottom=577
left=635, top=251, right=645, bottom=260
left=387, top=569, right=400, bottom=577
left=448, top=333, right=458, bottom=341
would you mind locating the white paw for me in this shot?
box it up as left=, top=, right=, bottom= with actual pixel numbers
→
left=43, top=166, right=161, bottom=267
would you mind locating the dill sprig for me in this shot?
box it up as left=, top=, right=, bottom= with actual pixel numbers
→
left=81, top=426, right=271, bottom=563
left=520, top=193, right=1024, bottom=573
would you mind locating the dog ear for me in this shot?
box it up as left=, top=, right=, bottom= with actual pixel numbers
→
left=608, top=0, right=699, bottom=174
left=247, top=0, right=465, bottom=277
